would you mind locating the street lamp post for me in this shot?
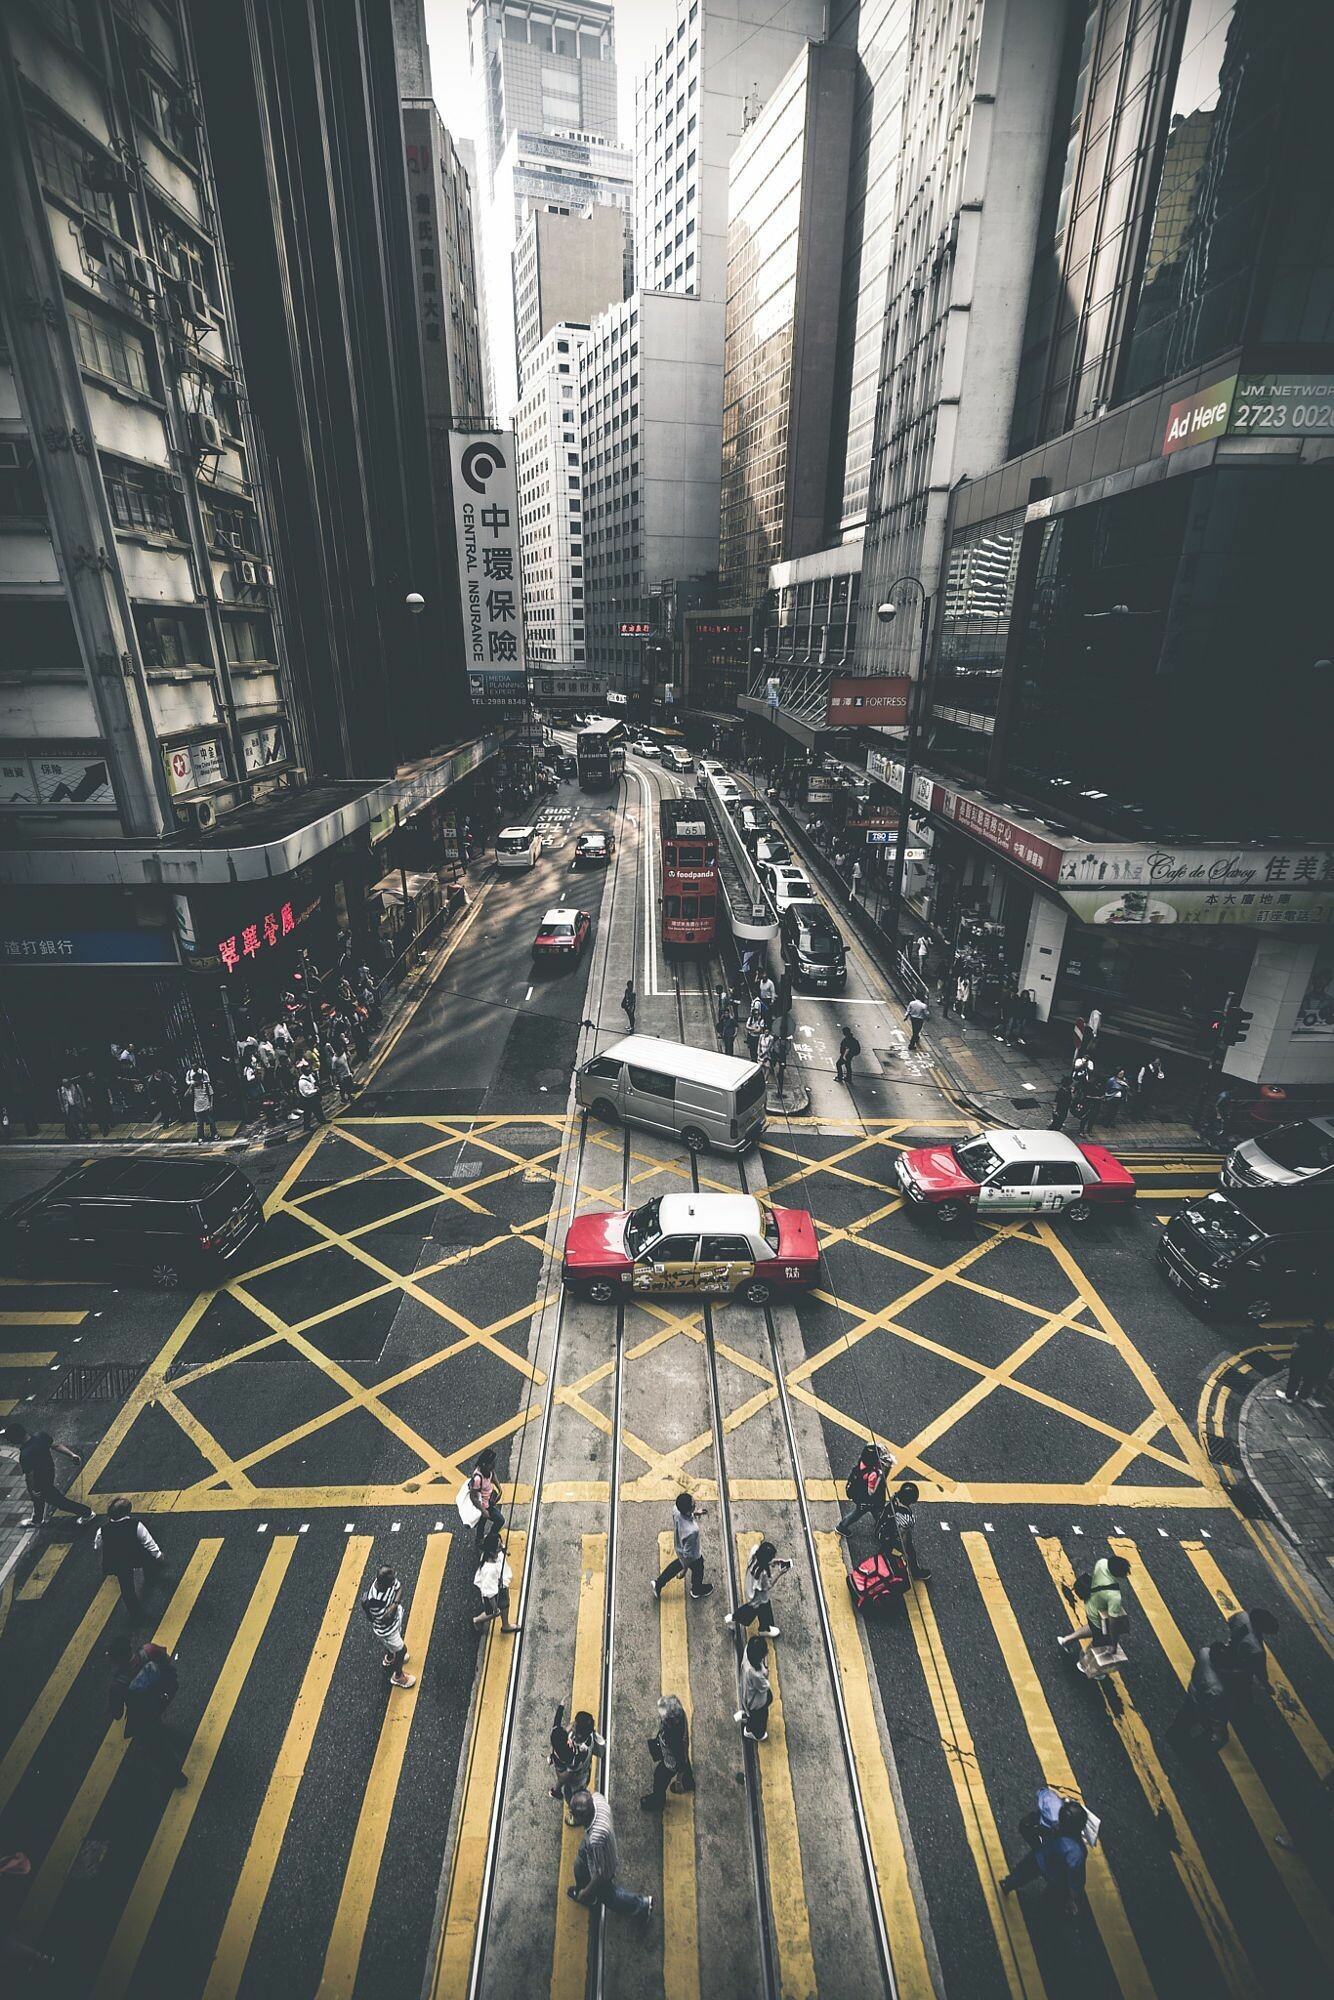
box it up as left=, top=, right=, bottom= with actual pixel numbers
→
left=875, top=578, right=934, bottom=950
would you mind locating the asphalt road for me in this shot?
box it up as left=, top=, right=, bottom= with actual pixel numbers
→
left=0, top=750, right=1330, bottom=2000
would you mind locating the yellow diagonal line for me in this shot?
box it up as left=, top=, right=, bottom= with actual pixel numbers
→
left=318, top=1534, right=452, bottom=1999
left=1037, top=1538, right=1256, bottom=1994
left=1087, top=1413, right=1168, bottom=1493
left=19, top=1539, right=224, bottom=1942
left=203, top=1536, right=374, bottom=2000
left=0, top=1578, right=119, bottom=1815
left=154, top=1383, right=256, bottom=1492
left=1112, top=1536, right=1334, bottom=1968
left=962, top=1534, right=1155, bottom=1998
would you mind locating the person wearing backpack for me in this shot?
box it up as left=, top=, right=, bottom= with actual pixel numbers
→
left=882, top=1482, right=932, bottom=1582
left=724, top=1541, right=793, bottom=1637
left=186, top=1062, right=217, bottom=1142
left=835, top=1027, right=860, bottom=1084
left=362, top=1563, right=415, bottom=1688
left=296, top=1063, right=325, bottom=1132
left=549, top=1707, right=606, bottom=1817
left=1000, top=1786, right=1089, bottom=1919
left=466, top=1448, right=506, bottom=1547
left=837, top=1442, right=895, bottom=1537
left=3, top=1421, right=93, bottom=1530
left=107, top=1633, right=186, bottom=1786
left=94, top=1497, right=163, bottom=1615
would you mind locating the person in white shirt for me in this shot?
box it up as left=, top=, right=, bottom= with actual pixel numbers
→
left=95, top=1498, right=163, bottom=1614
left=906, top=995, right=929, bottom=1049
left=473, top=1527, right=520, bottom=1633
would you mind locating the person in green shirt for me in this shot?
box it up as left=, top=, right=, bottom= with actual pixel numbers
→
left=1057, top=1554, right=1131, bottom=1663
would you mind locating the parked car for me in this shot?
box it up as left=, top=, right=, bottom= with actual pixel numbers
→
left=1222, top=1117, right=1334, bottom=1210
left=1157, top=1191, right=1334, bottom=1317
left=1, top=1158, right=265, bottom=1289
left=780, top=904, right=847, bottom=991
left=532, top=906, right=592, bottom=968
left=574, top=831, right=615, bottom=867
left=562, top=1190, right=819, bottom=1305
left=895, top=1128, right=1136, bottom=1225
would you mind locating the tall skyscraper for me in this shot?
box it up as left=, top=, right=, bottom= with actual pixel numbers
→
left=467, top=2, right=626, bottom=417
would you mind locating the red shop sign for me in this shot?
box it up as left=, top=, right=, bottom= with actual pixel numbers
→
left=826, top=676, right=911, bottom=726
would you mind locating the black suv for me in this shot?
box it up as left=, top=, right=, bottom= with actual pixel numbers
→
left=780, top=903, right=847, bottom=991
left=1, top=1159, right=265, bottom=1289
left=1156, top=1191, right=1334, bottom=1318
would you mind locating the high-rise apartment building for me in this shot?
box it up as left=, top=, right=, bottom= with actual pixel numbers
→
left=516, top=323, right=590, bottom=669
left=0, top=0, right=394, bottom=1094
left=633, top=0, right=824, bottom=306
left=581, top=292, right=725, bottom=694
left=514, top=205, right=625, bottom=391
left=455, top=139, right=495, bottom=416
left=719, top=42, right=855, bottom=609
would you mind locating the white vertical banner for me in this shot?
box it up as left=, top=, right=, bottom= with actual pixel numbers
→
left=448, top=429, right=526, bottom=708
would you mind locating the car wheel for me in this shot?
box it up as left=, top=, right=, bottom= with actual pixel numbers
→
left=682, top=1127, right=709, bottom=1154
left=1066, top=1200, right=1092, bottom=1224
left=934, top=1200, right=964, bottom=1226
left=591, top=1098, right=619, bottom=1127
left=152, top=1259, right=182, bottom=1290
left=1245, top=1296, right=1273, bottom=1324
left=741, top=1278, right=772, bottom=1306
left=584, top=1277, right=617, bottom=1305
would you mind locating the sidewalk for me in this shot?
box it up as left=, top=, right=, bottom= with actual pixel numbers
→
left=1241, top=1365, right=1334, bottom=1613
left=768, top=789, right=1203, bottom=1147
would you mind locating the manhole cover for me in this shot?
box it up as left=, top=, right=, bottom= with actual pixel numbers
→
left=52, top=1363, right=147, bottom=1404
left=450, top=1161, right=483, bottom=1182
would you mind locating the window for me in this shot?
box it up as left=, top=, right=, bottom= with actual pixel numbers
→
left=30, top=115, right=115, bottom=226
left=990, top=1163, right=1038, bottom=1187
left=701, top=1236, right=751, bottom=1262
left=137, top=609, right=205, bottom=669
left=221, top=614, right=275, bottom=665
left=69, top=303, right=150, bottom=394
left=104, top=460, right=180, bottom=537
left=627, top=1065, right=674, bottom=1100
left=1035, top=1161, right=1081, bottom=1186
left=649, top=1237, right=698, bottom=1264
left=0, top=441, right=43, bottom=517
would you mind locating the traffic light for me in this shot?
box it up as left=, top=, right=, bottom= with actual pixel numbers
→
left=1211, top=999, right=1254, bottom=1047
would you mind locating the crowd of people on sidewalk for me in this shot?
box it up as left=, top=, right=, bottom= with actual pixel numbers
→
left=712, top=962, right=794, bottom=1087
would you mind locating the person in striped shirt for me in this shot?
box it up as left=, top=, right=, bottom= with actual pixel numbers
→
left=362, top=1564, right=415, bottom=1688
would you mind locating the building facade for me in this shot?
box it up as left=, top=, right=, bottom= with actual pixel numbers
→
left=468, top=0, right=617, bottom=193
left=633, top=0, right=825, bottom=307
left=516, top=322, right=590, bottom=670
left=514, top=205, right=624, bottom=391
left=581, top=291, right=725, bottom=694
left=718, top=41, right=855, bottom=610
left=0, top=0, right=391, bottom=1099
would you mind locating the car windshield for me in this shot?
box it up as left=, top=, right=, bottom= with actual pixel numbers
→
left=1257, top=1123, right=1334, bottom=1173
left=802, top=931, right=839, bottom=961
left=1183, top=1194, right=1266, bottom=1251
left=624, top=1198, right=661, bottom=1258
left=954, top=1138, right=1004, bottom=1179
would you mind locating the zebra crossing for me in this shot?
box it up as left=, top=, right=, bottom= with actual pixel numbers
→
left=0, top=1512, right=1330, bottom=1998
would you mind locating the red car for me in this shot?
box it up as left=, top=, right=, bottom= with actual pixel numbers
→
left=895, top=1128, right=1135, bottom=1225
left=562, top=1191, right=819, bottom=1305
left=532, top=906, right=591, bottom=969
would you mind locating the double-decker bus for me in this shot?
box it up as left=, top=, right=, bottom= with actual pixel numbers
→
left=577, top=719, right=627, bottom=790
left=660, top=796, right=719, bottom=954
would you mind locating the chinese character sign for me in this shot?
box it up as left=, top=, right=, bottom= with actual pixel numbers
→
left=448, top=430, right=526, bottom=708
left=217, top=899, right=313, bottom=974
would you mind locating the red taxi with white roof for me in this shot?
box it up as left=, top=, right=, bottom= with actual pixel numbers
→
left=562, top=1191, right=819, bottom=1305
left=895, top=1128, right=1135, bottom=1225
left=531, top=906, right=591, bottom=968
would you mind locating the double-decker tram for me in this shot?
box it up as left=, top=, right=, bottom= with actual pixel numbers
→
left=576, top=718, right=626, bottom=790
left=659, top=795, right=719, bottom=953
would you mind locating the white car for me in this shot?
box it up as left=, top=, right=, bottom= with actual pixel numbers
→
left=760, top=862, right=815, bottom=909
left=633, top=739, right=661, bottom=760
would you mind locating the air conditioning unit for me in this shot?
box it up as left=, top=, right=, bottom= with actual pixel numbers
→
left=178, top=798, right=216, bottom=831
left=258, top=563, right=275, bottom=587
left=234, top=559, right=259, bottom=586
left=226, top=531, right=245, bottom=552
left=125, top=254, right=151, bottom=292
left=187, top=411, right=221, bottom=452
left=85, top=152, right=131, bottom=194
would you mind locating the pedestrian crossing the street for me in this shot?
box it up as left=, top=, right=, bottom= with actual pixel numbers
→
left=1, top=1512, right=1330, bottom=1998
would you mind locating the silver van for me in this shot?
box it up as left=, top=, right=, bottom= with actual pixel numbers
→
left=575, top=1035, right=767, bottom=1154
